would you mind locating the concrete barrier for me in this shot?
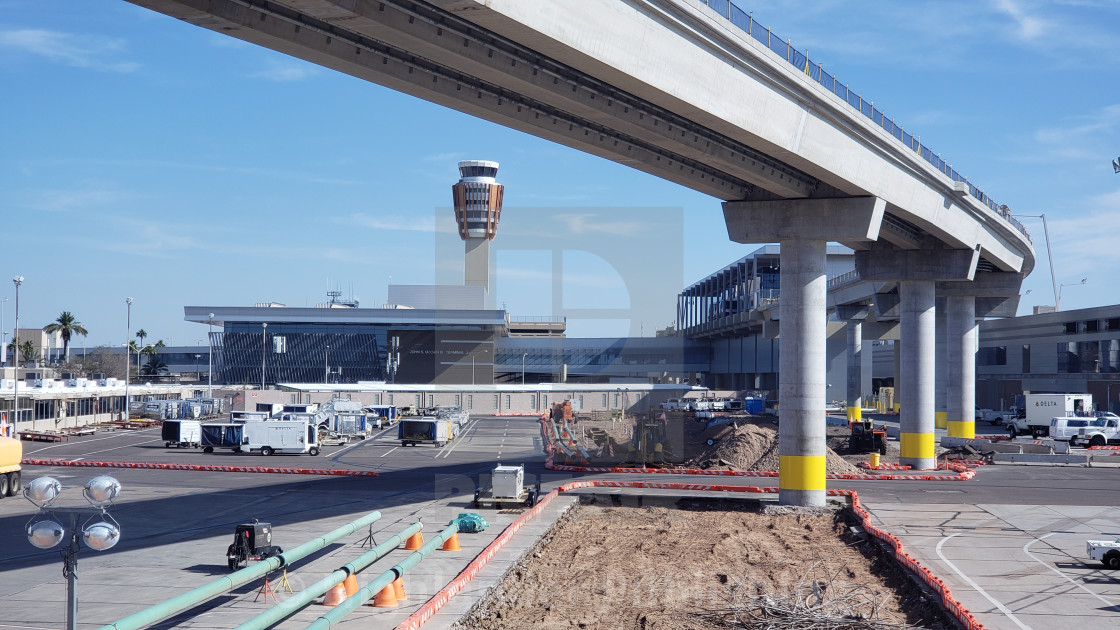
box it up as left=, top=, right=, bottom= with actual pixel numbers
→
left=991, top=453, right=1088, bottom=465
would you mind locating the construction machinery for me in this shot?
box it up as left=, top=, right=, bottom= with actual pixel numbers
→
left=848, top=419, right=887, bottom=455
left=226, top=519, right=283, bottom=571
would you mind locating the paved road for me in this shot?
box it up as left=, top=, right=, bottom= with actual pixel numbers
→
left=2, top=415, right=1118, bottom=630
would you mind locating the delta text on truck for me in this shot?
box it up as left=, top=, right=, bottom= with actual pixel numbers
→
left=1008, top=393, right=1093, bottom=438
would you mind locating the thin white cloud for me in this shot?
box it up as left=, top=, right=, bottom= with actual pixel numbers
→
left=249, top=61, right=318, bottom=82
left=1032, top=104, right=1120, bottom=162
left=0, top=28, right=139, bottom=72
left=993, top=0, right=1047, bottom=40
left=553, top=213, right=650, bottom=236
left=344, top=212, right=455, bottom=233
left=29, top=187, right=140, bottom=213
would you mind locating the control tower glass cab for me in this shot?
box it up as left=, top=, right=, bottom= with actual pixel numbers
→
left=452, top=160, right=504, bottom=293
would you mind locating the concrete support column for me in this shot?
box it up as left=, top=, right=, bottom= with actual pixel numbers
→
left=900, top=281, right=936, bottom=469
left=778, top=238, right=827, bottom=508
left=846, top=320, right=862, bottom=423
left=935, top=300, right=947, bottom=429
left=947, top=295, right=977, bottom=438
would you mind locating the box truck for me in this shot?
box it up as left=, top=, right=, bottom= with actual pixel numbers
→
left=243, top=419, right=321, bottom=456
left=162, top=419, right=202, bottom=448
left=0, top=436, right=22, bottom=498
left=398, top=416, right=456, bottom=447
left=1008, top=393, right=1093, bottom=438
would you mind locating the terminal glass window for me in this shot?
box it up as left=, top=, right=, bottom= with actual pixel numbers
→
left=542, top=395, right=548, bottom=408
left=506, top=395, right=511, bottom=409
left=388, top=394, right=394, bottom=405
left=1105, top=340, right=1120, bottom=373
left=455, top=394, right=461, bottom=406
left=35, top=399, right=54, bottom=420
left=493, top=395, right=499, bottom=409
left=1022, top=345, right=1031, bottom=373
left=1057, top=342, right=1080, bottom=373
left=415, top=394, right=421, bottom=408
left=1086, top=320, right=1100, bottom=333
left=428, top=395, right=434, bottom=407
left=1065, top=322, right=1078, bottom=334
left=1109, top=318, right=1120, bottom=332
left=290, top=394, right=297, bottom=404
left=1080, top=341, right=1100, bottom=372
left=468, top=394, right=473, bottom=410
left=530, top=394, right=536, bottom=409
left=977, top=346, right=1007, bottom=366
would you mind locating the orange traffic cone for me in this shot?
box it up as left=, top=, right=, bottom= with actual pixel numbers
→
left=372, top=583, right=397, bottom=608
left=405, top=530, right=424, bottom=550
left=321, top=583, right=347, bottom=606
left=343, top=574, right=358, bottom=597
left=441, top=532, right=461, bottom=551
left=392, top=577, right=406, bottom=601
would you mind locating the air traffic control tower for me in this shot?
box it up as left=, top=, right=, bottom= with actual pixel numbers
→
left=451, top=160, right=504, bottom=295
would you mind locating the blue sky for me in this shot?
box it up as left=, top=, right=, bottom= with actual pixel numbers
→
left=1, top=0, right=1118, bottom=350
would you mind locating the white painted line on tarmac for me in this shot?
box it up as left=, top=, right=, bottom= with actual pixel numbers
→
left=437, top=418, right=481, bottom=458
left=936, top=533, right=1032, bottom=630
left=22, top=429, right=157, bottom=454
left=1023, top=533, right=1116, bottom=607
left=79, top=438, right=164, bottom=457
left=379, top=446, right=399, bottom=458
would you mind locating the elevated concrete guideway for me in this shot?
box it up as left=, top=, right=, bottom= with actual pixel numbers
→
left=124, top=0, right=1035, bottom=506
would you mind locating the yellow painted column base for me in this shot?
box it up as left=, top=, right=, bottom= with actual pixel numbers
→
left=847, top=406, right=861, bottom=422
left=946, top=420, right=975, bottom=438
left=935, top=411, right=947, bottom=430
left=778, top=455, right=826, bottom=491
left=892, top=403, right=900, bottom=414
left=899, top=432, right=936, bottom=470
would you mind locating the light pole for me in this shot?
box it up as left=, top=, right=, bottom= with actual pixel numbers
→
left=24, top=475, right=122, bottom=630
left=261, top=322, right=267, bottom=390
left=1057, top=278, right=1087, bottom=312
left=207, top=313, right=214, bottom=398
left=12, top=277, right=23, bottom=439
left=1015, top=213, right=1058, bottom=309
left=522, top=353, right=527, bottom=384
left=124, top=298, right=132, bottom=421
left=1, top=296, right=7, bottom=367
left=324, top=345, right=330, bottom=383
left=194, top=354, right=201, bottom=381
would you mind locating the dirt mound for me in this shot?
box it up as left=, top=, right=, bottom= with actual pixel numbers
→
left=454, top=500, right=956, bottom=630
left=691, top=420, right=862, bottom=474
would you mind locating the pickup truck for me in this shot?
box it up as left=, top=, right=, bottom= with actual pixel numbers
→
left=1073, top=414, right=1120, bottom=447
left=1087, top=538, right=1120, bottom=568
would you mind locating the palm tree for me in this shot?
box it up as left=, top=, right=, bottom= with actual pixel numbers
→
left=142, top=339, right=165, bottom=369
left=43, top=311, right=88, bottom=363
left=134, top=330, right=147, bottom=373
left=18, top=340, right=39, bottom=366
left=141, top=356, right=169, bottom=377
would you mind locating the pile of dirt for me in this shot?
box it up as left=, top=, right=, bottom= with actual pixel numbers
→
left=454, top=500, right=956, bottom=630
left=689, top=420, right=863, bottom=475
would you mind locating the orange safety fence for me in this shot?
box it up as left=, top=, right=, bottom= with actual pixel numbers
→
left=21, top=458, right=378, bottom=476
left=394, top=479, right=987, bottom=630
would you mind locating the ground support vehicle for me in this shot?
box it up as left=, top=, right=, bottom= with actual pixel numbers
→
left=201, top=423, right=244, bottom=453
left=162, top=419, right=202, bottom=448
left=398, top=417, right=456, bottom=447
left=849, top=420, right=887, bottom=455
left=242, top=419, right=321, bottom=456
left=0, top=436, right=22, bottom=498
left=1075, top=415, right=1120, bottom=447
left=1087, top=539, right=1120, bottom=569
left=975, top=407, right=1006, bottom=425
left=1008, top=394, right=1093, bottom=438
left=473, top=464, right=539, bottom=508
left=226, top=520, right=283, bottom=571
left=1049, top=416, right=1093, bottom=444
left=364, top=405, right=400, bottom=427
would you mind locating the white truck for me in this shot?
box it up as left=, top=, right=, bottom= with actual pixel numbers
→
left=1087, top=538, right=1120, bottom=569
left=242, top=419, right=321, bottom=456
left=1073, top=414, right=1120, bottom=447
left=1007, top=393, right=1093, bottom=438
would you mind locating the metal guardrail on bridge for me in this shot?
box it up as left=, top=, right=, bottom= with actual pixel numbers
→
left=701, top=0, right=1029, bottom=241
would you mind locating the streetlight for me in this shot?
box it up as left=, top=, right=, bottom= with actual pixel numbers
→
left=261, top=322, right=267, bottom=390
left=522, top=353, right=527, bottom=385
left=1, top=295, right=8, bottom=367
left=124, top=298, right=132, bottom=422
left=1057, top=278, right=1087, bottom=312
left=207, top=313, right=215, bottom=398
left=1014, top=214, right=1058, bottom=309
left=11, top=277, right=23, bottom=439
left=194, top=354, right=201, bottom=381
left=24, top=474, right=122, bottom=630
left=324, top=345, right=330, bottom=383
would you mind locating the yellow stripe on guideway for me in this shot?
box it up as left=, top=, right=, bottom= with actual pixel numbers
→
left=946, top=420, right=975, bottom=439
left=935, top=411, right=947, bottom=429
left=900, top=432, right=935, bottom=459
left=778, top=455, right=826, bottom=491
left=846, top=407, right=861, bottom=422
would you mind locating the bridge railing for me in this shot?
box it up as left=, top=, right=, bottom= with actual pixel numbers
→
left=703, top=1, right=1030, bottom=242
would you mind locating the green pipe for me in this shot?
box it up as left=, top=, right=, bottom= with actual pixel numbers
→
left=233, top=522, right=422, bottom=630
left=98, top=511, right=382, bottom=630
left=304, top=523, right=460, bottom=630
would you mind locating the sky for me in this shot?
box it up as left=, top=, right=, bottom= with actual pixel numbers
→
left=1, top=0, right=1119, bottom=351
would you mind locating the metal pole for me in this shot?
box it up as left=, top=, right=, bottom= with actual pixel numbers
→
left=124, top=298, right=131, bottom=421
left=64, top=512, right=79, bottom=630
left=207, top=314, right=214, bottom=398
left=1, top=296, right=6, bottom=367
left=522, top=353, right=526, bottom=384
left=260, top=323, right=267, bottom=390
left=325, top=345, right=329, bottom=383
left=11, top=277, right=21, bottom=438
